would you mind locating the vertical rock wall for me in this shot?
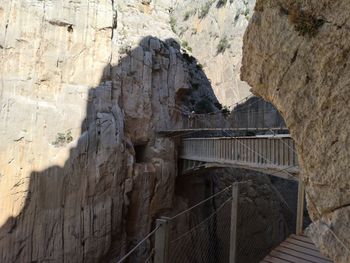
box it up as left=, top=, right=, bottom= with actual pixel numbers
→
left=0, top=0, right=219, bottom=262
left=173, top=0, right=256, bottom=107
left=241, top=0, right=350, bottom=261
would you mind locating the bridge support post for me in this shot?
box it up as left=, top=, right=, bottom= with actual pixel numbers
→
left=230, top=183, right=239, bottom=263
left=296, top=180, right=305, bottom=235
left=155, top=217, right=171, bottom=263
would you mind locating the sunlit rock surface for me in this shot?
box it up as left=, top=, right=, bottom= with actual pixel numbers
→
left=241, top=1, right=350, bottom=261
left=173, top=0, right=256, bottom=107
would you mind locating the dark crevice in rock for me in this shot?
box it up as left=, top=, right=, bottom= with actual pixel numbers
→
left=67, top=25, right=73, bottom=33
left=290, top=49, right=298, bottom=64
left=329, top=202, right=350, bottom=214
left=47, top=20, right=73, bottom=27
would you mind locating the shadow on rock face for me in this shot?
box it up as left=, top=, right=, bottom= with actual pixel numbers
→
left=0, top=36, right=221, bottom=263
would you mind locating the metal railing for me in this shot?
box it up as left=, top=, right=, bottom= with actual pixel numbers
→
left=180, top=136, right=299, bottom=179
left=166, top=110, right=286, bottom=131
left=153, top=184, right=238, bottom=263
left=116, top=227, right=158, bottom=263
left=116, top=180, right=309, bottom=263
left=167, top=193, right=233, bottom=263
left=116, top=184, right=237, bottom=263
left=160, top=95, right=286, bottom=131
left=176, top=112, right=231, bottom=130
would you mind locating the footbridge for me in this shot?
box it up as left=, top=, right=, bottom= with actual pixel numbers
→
left=117, top=97, right=336, bottom=263
left=154, top=97, right=317, bottom=261
left=180, top=135, right=299, bottom=180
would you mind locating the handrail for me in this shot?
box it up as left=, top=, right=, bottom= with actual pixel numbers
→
left=182, top=134, right=292, bottom=141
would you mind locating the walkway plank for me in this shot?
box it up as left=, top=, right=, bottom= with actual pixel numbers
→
left=290, top=234, right=314, bottom=244
left=270, top=250, right=311, bottom=263
left=260, top=235, right=333, bottom=263
left=263, top=255, right=291, bottom=263
left=280, top=242, right=331, bottom=260
left=285, top=238, right=318, bottom=251
left=275, top=246, right=331, bottom=263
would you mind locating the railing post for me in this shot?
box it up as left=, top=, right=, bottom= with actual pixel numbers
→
left=230, top=183, right=239, bottom=263
left=155, top=217, right=171, bottom=263
left=296, top=180, right=305, bottom=235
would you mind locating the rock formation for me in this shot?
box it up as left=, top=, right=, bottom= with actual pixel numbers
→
left=0, top=1, right=219, bottom=262
left=230, top=96, right=286, bottom=128
left=1, top=0, right=331, bottom=262
left=172, top=0, right=256, bottom=107
left=241, top=0, right=350, bottom=261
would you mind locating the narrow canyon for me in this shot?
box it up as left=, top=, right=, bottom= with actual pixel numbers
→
left=0, top=0, right=348, bottom=262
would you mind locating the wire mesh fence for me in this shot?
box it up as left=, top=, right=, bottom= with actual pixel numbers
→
left=168, top=196, right=232, bottom=263
left=236, top=194, right=277, bottom=263
left=162, top=96, right=286, bottom=131
left=178, top=113, right=231, bottom=129
left=117, top=180, right=298, bottom=263
left=173, top=109, right=286, bottom=130
left=234, top=180, right=297, bottom=263
left=116, top=185, right=234, bottom=263
left=116, top=226, right=159, bottom=263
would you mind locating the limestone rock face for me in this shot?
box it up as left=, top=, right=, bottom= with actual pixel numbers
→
left=173, top=0, right=256, bottom=107
left=241, top=1, right=350, bottom=261
left=0, top=0, right=218, bottom=262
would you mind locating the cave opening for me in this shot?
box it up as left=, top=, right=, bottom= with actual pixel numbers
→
left=134, top=143, right=148, bottom=163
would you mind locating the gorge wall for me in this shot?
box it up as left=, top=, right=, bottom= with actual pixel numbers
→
left=241, top=0, right=350, bottom=262
left=0, top=0, right=309, bottom=262
left=172, top=0, right=256, bottom=107
left=0, top=1, right=220, bottom=262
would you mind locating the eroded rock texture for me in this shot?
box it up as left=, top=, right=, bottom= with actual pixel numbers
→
left=172, top=0, right=256, bottom=106
left=241, top=1, right=350, bottom=261
left=0, top=1, right=218, bottom=262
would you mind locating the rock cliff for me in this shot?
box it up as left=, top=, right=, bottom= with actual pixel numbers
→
left=0, top=1, right=218, bottom=262
left=241, top=0, right=350, bottom=261
left=172, top=0, right=256, bottom=107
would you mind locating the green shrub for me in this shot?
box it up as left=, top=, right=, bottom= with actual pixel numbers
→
left=169, top=16, right=177, bottom=33
left=214, top=102, right=229, bottom=114
left=214, top=102, right=223, bottom=110
left=195, top=98, right=216, bottom=114
left=216, top=0, right=228, bottom=8
left=289, top=8, right=324, bottom=37
left=183, top=10, right=194, bottom=21
left=244, top=8, right=250, bottom=19
left=119, top=45, right=131, bottom=54
left=216, top=36, right=231, bottom=54
left=242, top=0, right=250, bottom=19
left=52, top=130, right=73, bottom=147
left=222, top=105, right=230, bottom=114
left=183, top=52, right=196, bottom=64
left=182, top=41, right=192, bottom=52
left=199, top=1, right=213, bottom=19
left=196, top=63, right=203, bottom=70
left=182, top=40, right=188, bottom=48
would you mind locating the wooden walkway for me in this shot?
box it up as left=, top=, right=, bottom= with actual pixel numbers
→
left=260, top=235, right=333, bottom=263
